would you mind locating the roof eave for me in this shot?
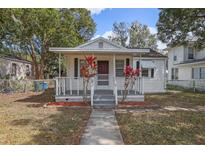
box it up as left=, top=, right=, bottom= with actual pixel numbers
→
left=175, top=61, right=205, bottom=66
left=49, top=48, right=150, bottom=53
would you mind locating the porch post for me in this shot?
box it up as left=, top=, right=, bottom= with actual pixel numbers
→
left=139, top=53, right=142, bottom=77
left=113, top=54, right=118, bottom=105
left=59, top=52, right=61, bottom=77
left=139, top=53, right=142, bottom=94
left=113, top=54, right=116, bottom=78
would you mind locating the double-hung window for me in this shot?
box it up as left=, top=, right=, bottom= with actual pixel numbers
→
left=193, top=67, right=205, bottom=79
left=171, top=68, right=178, bottom=80
left=116, top=60, right=124, bottom=77
left=200, top=67, right=205, bottom=79
left=188, top=47, right=194, bottom=60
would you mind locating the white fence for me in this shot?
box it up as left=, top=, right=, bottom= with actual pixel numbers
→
left=167, top=80, right=205, bottom=91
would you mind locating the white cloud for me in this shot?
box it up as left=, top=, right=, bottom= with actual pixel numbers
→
left=148, top=27, right=157, bottom=34
left=157, top=40, right=167, bottom=50
left=91, top=35, right=101, bottom=40
left=148, top=27, right=167, bottom=49
left=92, top=30, right=167, bottom=50
left=102, top=31, right=115, bottom=38
left=87, top=8, right=106, bottom=15
left=91, top=31, right=114, bottom=40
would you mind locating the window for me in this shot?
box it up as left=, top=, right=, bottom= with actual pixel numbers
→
left=173, top=55, right=177, bottom=61
left=74, top=58, right=78, bottom=78
left=116, top=60, right=124, bottom=77
left=26, top=65, right=30, bottom=76
left=188, top=47, right=194, bottom=59
left=136, top=61, right=140, bottom=69
left=175, top=68, right=178, bottom=80
left=99, top=42, right=103, bottom=48
left=11, top=63, right=17, bottom=76
left=192, top=67, right=205, bottom=79
left=171, top=68, right=178, bottom=80
left=151, top=68, right=154, bottom=78
left=142, top=68, right=149, bottom=77
left=192, top=68, right=200, bottom=79
left=171, top=68, right=174, bottom=80
left=79, top=59, right=86, bottom=77
left=126, top=58, right=130, bottom=66
left=200, top=67, right=205, bottom=79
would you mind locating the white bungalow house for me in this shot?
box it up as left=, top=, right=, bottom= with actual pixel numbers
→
left=0, top=55, right=32, bottom=80
left=167, top=45, right=205, bottom=91
left=49, top=37, right=167, bottom=108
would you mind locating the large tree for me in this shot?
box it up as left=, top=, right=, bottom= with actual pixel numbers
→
left=129, top=21, right=157, bottom=49
left=0, top=8, right=96, bottom=79
left=108, top=22, right=128, bottom=47
left=157, top=8, right=205, bottom=49
left=108, top=21, right=157, bottom=49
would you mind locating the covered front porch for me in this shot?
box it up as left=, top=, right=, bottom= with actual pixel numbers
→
left=55, top=53, right=145, bottom=107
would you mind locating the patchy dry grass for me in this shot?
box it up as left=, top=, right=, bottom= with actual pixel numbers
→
left=116, top=91, right=205, bottom=144
left=146, top=91, right=205, bottom=108
left=0, top=89, right=91, bottom=144
left=116, top=110, right=205, bottom=144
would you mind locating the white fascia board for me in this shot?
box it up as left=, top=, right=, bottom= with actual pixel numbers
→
left=174, top=61, right=205, bottom=66
left=49, top=47, right=150, bottom=53
left=133, top=57, right=167, bottom=60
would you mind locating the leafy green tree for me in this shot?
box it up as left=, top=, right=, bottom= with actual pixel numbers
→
left=0, top=8, right=96, bottom=79
left=157, top=8, right=205, bottom=49
left=108, top=22, right=128, bottom=47
left=108, top=21, right=157, bottom=49
left=129, top=21, right=157, bottom=49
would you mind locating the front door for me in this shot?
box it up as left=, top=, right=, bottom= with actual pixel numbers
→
left=97, top=61, right=109, bottom=86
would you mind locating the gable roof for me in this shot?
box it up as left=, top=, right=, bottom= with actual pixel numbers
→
left=75, top=37, right=127, bottom=50
left=49, top=37, right=166, bottom=59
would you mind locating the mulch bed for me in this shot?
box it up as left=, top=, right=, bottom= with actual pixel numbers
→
left=118, top=101, right=160, bottom=109
left=45, top=102, right=90, bottom=107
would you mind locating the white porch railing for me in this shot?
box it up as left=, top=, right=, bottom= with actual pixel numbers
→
left=56, top=77, right=86, bottom=96
left=55, top=76, right=144, bottom=105
left=168, top=80, right=205, bottom=91
left=56, top=76, right=144, bottom=96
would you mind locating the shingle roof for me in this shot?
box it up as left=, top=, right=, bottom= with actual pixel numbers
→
left=176, top=58, right=205, bottom=65
left=126, top=47, right=167, bottom=58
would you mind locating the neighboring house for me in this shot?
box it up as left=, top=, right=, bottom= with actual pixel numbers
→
left=167, top=45, right=205, bottom=90
left=0, top=55, right=32, bottom=80
left=49, top=37, right=167, bottom=107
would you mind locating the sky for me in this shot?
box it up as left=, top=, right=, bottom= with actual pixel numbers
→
left=88, top=8, right=166, bottom=49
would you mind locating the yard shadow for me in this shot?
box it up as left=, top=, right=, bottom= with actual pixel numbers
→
left=15, top=88, right=55, bottom=107
left=9, top=106, right=91, bottom=145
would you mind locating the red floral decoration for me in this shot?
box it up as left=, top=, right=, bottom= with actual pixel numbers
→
left=123, top=65, right=140, bottom=78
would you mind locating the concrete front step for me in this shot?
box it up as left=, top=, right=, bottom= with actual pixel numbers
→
left=93, top=104, right=115, bottom=109
left=94, top=95, right=115, bottom=99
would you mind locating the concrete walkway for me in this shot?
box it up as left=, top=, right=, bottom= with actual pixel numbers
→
left=80, top=109, right=124, bottom=145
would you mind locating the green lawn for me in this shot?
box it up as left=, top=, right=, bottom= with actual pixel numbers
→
left=0, top=89, right=91, bottom=144
left=116, top=91, right=205, bottom=144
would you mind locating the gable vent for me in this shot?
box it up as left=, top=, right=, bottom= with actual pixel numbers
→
left=98, top=42, right=103, bottom=48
